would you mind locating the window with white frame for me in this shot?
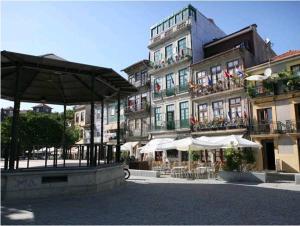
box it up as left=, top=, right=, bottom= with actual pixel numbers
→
left=196, top=71, right=207, bottom=85
left=154, top=50, right=161, bottom=63
left=155, top=107, right=162, bottom=126
left=179, top=68, right=188, bottom=86
left=212, top=101, right=224, bottom=119
left=198, top=103, right=208, bottom=123
left=227, top=59, right=239, bottom=75
left=291, top=64, right=300, bottom=76
left=211, top=65, right=222, bottom=85
left=229, top=97, right=242, bottom=120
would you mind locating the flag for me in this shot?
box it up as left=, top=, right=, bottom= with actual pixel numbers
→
left=207, top=75, right=213, bottom=86
left=227, top=111, right=232, bottom=120
left=264, top=109, right=268, bottom=121
left=236, top=111, right=240, bottom=118
left=235, top=66, right=244, bottom=77
left=155, top=81, right=161, bottom=92
left=224, top=71, right=233, bottom=78
left=170, top=76, right=175, bottom=85
left=243, top=110, right=247, bottom=119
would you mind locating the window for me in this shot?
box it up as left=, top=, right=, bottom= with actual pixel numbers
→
left=141, top=70, right=148, bottom=85
left=212, top=101, right=224, bottom=119
left=129, top=75, right=134, bottom=84
left=196, top=71, right=207, bottom=85
left=157, top=24, right=163, bottom=33
left=227, top=60, right=239, bottom=75
left=164, top=20, right=169, bottom=30
left=180, top=101, right=189, bottom=120
left=179, top=68, right=188, bottom=86
left=198, top=104, right=208, bottom=123
left=80, top=112, right=84, bottom=122
left=169, top=16, right=175, bottom=27
left=166, top=73, right=175, bottom=90
left=211, top=65, right=222, bottom=85
left=182, top=9, right=189, bottom=20
left=175, top=13, right=182, bottom=24
left=135, top=72, right=141, bottom=82
left=291, top=64, right=300, bottom=76
left=154, top=50, right=161, bottom=63
left=110, top=106, right=115, bottom=116
left=75, top=113, right=79, bottom=123
left=178, top=38, right=186, bottom=54
left=229, top=97, right=242, bottom=120
left=154, top=78, right=162, bottom=93
left=165, top=44, right=173, bottom=60
left=257, top=108, right=272, bottom=122
left=151, top=27, right=157, bottom=37
left=155, top=107, right=162, bottom=126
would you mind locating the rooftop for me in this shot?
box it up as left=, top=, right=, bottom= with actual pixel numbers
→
left=122, top=59, right=150, bottom=74
left=32, top=103, right=53, bottom=109
left=272, top=50, right=300, bottom=62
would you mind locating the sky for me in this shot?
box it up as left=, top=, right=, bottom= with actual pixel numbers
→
left=1, top=1, right=300, bottom=112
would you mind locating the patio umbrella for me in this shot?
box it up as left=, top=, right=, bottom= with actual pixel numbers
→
left=121, top=141, right=139, bottom=156
left=245, top=74, right=267, bottom=81
left=218, top=135, right=261, bottom=149
left=158, top=137, right=220, bottom=171
left=139, top=138, right=174, bottom=154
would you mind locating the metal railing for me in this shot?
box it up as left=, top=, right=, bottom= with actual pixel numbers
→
left=1, top=143, right=119, bottom=171
left=152, top=119, right=190, bottom=131
left=153, top=84, right=189, bottom=100
left=250, top=120, right=300, bottom=134
left=191, top=118, right=247, bottom=132
left=190, top=79, right=244, bottom=98
left=247, top=76, right=300, bottom=98
left=129, top=80, right=151, bottom=88
left=150, top=48, right=192, bottom=72
left=125, top=101, right=150, bottom=114
left=126, top=126, right=150, bottom=138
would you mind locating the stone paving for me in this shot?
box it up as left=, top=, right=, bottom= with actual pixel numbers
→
left=1, top=176, right=300, bottom=225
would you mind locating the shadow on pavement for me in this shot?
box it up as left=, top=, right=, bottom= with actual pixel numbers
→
left=2, top=181, right=300, bottom=225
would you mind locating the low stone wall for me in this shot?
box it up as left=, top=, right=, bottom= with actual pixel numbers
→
left=1, top=165, right=124, bottom=201
left=130, top=169, right=160, bottom=178
left=218, top=171, right=266, bottom=183
left=295, top=174, right=300, bottom=185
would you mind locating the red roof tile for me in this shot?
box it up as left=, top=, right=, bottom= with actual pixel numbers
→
left=272, top=50, right=300, bottom=62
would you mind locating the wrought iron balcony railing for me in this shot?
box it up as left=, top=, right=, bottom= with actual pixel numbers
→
left=191, top=118, right=247, bottom=132
left=190, top=79, right=244, bottom=98
left=150, top=48, right=192, bottom=72
left=247, top=76, right=300, bottom=98
left=250, top=120, right=300, bottom=134
left=152, top=119, right=190, bottom=131
left=153, top=84, right=189, bottom=100
left=125, top=101, right=150, bottom=114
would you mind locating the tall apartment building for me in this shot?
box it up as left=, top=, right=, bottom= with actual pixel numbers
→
left=190, top=24, right=275, bottom=162
left=122, top=60, right=151, bottom=144
left=246, top=50, right=300, bottom=172
left=148, top=5, right=225, bottom=139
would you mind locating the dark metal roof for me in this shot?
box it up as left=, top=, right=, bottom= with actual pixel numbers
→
left=122, top=59, right=150, bottom=75
left=204, top=24, right=257, bottom=47
left=32, top=103, right=52, bottom=109
left=1, top=51, right=137, bottom=105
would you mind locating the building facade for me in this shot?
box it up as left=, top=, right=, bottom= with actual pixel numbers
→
left=148, top=5, right=226, bottom=140
left=190, top=24, right=275, bottom=162
left=246, top=50, right=300, bottom=172
left=32, top=104, right=52, bottom=113
left=122, top=60, right=151, bottom=144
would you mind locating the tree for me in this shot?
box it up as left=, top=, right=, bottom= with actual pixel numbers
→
left=1, top=111, right=80, bottom=148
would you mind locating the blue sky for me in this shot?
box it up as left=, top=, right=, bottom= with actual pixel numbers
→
left=1, top=1, right=300, bottom=112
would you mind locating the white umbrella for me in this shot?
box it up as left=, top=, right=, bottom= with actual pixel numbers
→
left=245, top=74, right=267, bottom=81
left=218, top=135, right=261, bottom=149
left=158, top=137, right=220, bottom=171
left=139, top=138, right=174, bottom=154
left=121, top=142, right=139, bottom=156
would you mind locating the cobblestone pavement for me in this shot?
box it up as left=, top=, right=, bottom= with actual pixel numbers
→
left=1, top=176, right=300, bottom=225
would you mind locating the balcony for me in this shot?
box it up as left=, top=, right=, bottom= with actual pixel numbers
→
left=153, top=84, right=189, bottom=100
left=149, top=48, right=192, bottom=73
left=126, top=125, right=150, bottom=139
left=191, top=118, right=247, bottom=133
left=247, top=76, right=300, bottom=98
left=190, top=79, right=244, bottom=99
left=148, top=19, right=192, bottom=48
left=152, top=119, right=190, bottom=132
left=250, top=120, right=300, bottom=135
left=130, top=80, right=151, bottom=89
left=125, top=101, right=150, bottom=114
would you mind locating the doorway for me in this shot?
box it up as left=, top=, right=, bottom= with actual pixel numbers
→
left=166, top=105, right=175, bottom=130
left=262, top=140, right=275, bottom=170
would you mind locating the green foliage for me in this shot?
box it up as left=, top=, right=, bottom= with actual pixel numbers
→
left=191, top=151, right=200, bottom=161
left=1, top=111, right=79, bottom=147
left=223, top=147, right=256, bottom=172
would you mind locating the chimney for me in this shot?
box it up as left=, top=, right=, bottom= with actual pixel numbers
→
left=208, top=18, right=215, bottom=25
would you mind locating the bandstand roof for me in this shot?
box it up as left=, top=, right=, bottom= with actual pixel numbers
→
left=1, top=51, right=137, bottom=105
